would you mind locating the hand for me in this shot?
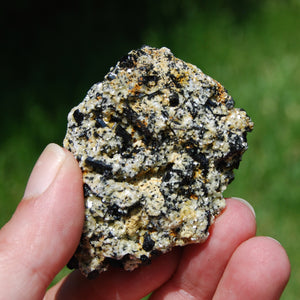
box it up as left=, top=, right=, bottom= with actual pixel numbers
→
left=0, top=144, right=290, bottom=300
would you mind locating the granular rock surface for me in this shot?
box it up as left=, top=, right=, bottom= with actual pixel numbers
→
left=63, top=46, right=253, bottom=277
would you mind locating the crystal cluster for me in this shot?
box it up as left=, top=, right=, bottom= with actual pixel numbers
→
left=63, top=46, right=253, bottom=277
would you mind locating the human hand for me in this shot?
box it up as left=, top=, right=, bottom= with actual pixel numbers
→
left=0, top=144, right=290, bottom=300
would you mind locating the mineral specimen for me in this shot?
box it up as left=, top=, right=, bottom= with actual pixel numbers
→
left=63, top=46, right=253, bottom=277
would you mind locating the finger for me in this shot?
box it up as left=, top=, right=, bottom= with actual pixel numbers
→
left=45, top=248, right=181, bottom=300
left=213, top=236, right=291, bottom=300
left=0, top=144, right=84, bottom=300
left=151, top=198, right=257, bottom=300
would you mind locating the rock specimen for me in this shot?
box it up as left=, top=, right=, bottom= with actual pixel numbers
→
left=63, top=46, right=253, bottom=277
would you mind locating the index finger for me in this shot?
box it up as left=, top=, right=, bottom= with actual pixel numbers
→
left=151, top=198, right=256, bottom=299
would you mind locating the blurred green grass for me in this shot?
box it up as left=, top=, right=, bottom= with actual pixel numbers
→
left=1, top=1, right=299, bottom=299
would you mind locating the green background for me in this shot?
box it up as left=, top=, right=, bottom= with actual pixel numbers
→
left=1, top=1, right=299, bottom=299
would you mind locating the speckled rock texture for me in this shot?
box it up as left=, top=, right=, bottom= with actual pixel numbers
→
left=63, top=46, right=253, bottom=277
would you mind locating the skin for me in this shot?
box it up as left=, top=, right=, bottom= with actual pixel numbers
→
left=0, top=144, right=290, bottom=300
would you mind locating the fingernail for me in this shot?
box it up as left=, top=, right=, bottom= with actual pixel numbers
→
left=265, top=236, right=282, bottom=246
left=23, top=144, right=66, bottom=200
left=231, top=197, right=256, bottom=218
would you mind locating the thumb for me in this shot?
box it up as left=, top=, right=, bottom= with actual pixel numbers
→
left=0, top=143, right=84, bottom=300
